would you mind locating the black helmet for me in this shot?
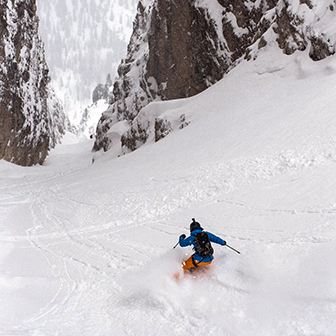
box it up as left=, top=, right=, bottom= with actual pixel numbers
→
left=190, top=218, right=203, bottom=232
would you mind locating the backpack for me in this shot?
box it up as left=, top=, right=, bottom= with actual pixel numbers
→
left=194, top=231, right=214, bottom=258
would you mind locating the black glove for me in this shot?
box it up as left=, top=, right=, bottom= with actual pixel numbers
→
left=180, top=234, right=186, bottom=239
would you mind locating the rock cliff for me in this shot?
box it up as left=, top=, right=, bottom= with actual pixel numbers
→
left=94, top=0, right=336, bottom=154
left=0, top=0, right=67, bottom=166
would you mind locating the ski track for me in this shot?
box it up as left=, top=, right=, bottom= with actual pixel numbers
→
left=1, top=134, right=336, bottom=335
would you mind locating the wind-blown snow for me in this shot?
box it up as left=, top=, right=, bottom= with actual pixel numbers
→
left=1, top=48, right=336, bottom=335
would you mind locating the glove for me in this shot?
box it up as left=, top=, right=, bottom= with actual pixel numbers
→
left=180, top=234, right=186, bottom=239
left=222, top=241, right=227, bottom=246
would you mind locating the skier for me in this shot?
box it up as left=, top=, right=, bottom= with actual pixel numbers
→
left=177, top=218, right=226, bottom=275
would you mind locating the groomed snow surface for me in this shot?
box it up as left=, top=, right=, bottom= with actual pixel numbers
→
left=1, top=49, right=336, bottom=335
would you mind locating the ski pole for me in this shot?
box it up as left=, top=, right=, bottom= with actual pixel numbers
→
left=226, top=244, right=241, bottom=254
left=173, top=241, right=179, bottom=249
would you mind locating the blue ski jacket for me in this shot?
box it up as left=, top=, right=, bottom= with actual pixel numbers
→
left=179, top=229, right=226, bottom=263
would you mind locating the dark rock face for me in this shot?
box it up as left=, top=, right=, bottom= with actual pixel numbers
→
left=94, top=0, right=336, bottom=154
left=0, top=0, right=66, bottom=166
left=146, top=0, right=228, bottom=101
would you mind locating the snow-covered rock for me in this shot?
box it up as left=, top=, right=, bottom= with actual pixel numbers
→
left=0, top=0, right=67, bottom=166
left=93, top=0, right=336, bottom=154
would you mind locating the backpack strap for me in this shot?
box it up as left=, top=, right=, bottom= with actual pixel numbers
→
left=191, top=255, right=204, bottom=267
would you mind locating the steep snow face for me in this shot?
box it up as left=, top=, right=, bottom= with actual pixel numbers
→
left=1, top=50, right=336, bottom=335
left=0, top=0, right=67, bottom=166
left=36, top=0, right=138, bottom=124
left=93, top=0, right=336, bottom=154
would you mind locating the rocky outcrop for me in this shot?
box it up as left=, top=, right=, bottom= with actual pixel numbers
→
left=145, top=0, right=228, bottom=101
left=94, top=0, right=336, bottom=155
left=92, top=74, right=113, bottom=104
left=93, top=0, right=230, bottom=152
left=0, top=0, right=67, bottom=166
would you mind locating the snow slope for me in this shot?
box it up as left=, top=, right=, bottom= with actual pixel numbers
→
left=1, top=48, right=336, bottom=335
